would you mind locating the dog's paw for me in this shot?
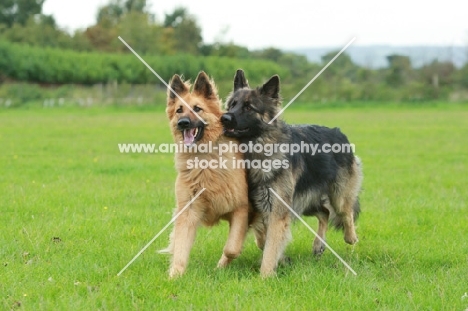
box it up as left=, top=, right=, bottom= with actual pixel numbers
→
left=260, top=267, right=277, bottom=278
left=260, top=270, right=277, bottom=278
left=344, top=234, right=359, bottom=245
left=169, top=266, right=185, bottom=279
left=313, top=244, right=325, bottom=256
left=217, top=254, right=232, bottom=268
left=313, top=236, right=327, bottom=256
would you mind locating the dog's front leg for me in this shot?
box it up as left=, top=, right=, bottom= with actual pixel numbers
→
left=217, top=206, right=249, bottom=268
left=260, top=195, right=292, bottom=278
left=169, top=206, right=199, bottom=278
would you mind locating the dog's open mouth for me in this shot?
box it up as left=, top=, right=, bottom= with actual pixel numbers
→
left=223, top=127, right=249, bottom=135
left=182, top=126, right=204, bottom=146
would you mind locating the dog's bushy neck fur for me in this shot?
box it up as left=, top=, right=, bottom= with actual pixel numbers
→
left=240, top=119, right=289, bottom=145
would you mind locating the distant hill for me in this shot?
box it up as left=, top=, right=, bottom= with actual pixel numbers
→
left=293, top=45, right=467, bottom=68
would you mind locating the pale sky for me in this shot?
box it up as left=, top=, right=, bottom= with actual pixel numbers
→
left=43, top=0, right=468, bottom=49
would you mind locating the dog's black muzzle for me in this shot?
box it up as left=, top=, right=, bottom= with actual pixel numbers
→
left=221, top=113, right=237, bottom=128
left=177, top=117, right=191, bottom=130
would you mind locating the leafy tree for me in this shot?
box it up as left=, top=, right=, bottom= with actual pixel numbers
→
left=70, top=30, right=94, bottom=51
left=455, top=63, right=468, bottom=88
left=97, top=0, right=147, bottom=28
left=96, top=2, right=124, bottom=28
left=254, top=47, right=283, bottom=62
left=164, top=7, right=202, bottom=55
left=124, top=0, right=146, bottom=13
left=163, top=7, right=186, bottom=28
left=201, top=43, right=250, bottom=58
left=0, top=14, right=75, bottom=49
left=386, top=54, right=412, bottom=87
left=91, top=0, right=158, bottom=53
left=84, top=24, right=117, bottom=52
left=277, top=52, right=313, bottom=79
left=321, top=51, right=357, bottom=79
left=0, top=0, right=45, bottom=27
left=418, top=60, right=456, bottom=99
left=115, top=11, right=171, bottom=54
left=420, top=60, right=455, bottom=87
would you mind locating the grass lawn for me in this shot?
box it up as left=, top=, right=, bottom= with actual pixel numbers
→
left=1, top=104, right=467, bottom=310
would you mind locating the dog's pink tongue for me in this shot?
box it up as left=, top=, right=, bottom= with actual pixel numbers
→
left=183, top=128, right=196, bottom=146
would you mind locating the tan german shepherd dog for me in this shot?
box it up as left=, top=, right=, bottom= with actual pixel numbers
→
left=161, top=71, right=250, bottom=278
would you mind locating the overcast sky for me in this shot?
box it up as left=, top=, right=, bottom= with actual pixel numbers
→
left=43, top=0, right=467, bottom=49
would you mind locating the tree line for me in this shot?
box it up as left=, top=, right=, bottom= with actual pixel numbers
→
left=1, top=0, right=467, bottom=103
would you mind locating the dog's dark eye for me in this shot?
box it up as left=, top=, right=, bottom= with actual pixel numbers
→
left=244, top=103, right=251, bottom=111
left=231, top=101, right=237, bottom=108
left=193, top=106, right=202, bottom=112
left=176, top=106, right=183, bottom=113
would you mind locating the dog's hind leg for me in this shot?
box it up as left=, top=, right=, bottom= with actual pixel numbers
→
left=329, top=159, right=362, bottom=245
left=339, top=159, right=362, bottom=245
left=331, top=195, right=359, bottom=245
left=340, top=197, right=359, bottom=245
left=330, top=194, right=358, bottom=244
left=313, top=211, right=329, bottom=255
left=217, top=206, right=249, bottom=268
left=169, top=208, right=199, bottom=278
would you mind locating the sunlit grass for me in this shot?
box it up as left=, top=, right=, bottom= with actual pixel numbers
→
left=1, top=105, right=467, bottom=310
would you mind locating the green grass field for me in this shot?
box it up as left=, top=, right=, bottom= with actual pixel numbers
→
left=1, top=104, right=467, bottom=310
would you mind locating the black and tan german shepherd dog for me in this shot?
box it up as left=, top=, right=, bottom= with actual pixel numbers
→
left=221, top=69, right=363, bottom=277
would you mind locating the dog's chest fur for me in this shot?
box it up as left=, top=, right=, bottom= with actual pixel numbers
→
left=241, top=124, right=293, bottom=213
left=174, top=139, right=247, bottom=224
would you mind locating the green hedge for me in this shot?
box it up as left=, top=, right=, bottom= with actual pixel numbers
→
left=0, top=41, right=289, bottom=85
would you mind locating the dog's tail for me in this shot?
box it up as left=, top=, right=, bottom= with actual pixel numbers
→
left=353, top=156, right=362, bottom=223
left=331, top=156, right=362, bottom=230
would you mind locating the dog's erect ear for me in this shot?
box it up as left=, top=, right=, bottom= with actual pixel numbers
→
left=193, top=71, right=217, bottom=99
left=234, top=69, right=249, bottom=91
left=260, top=75, right=280, bottom=99
left=168, top=74, right=188, bottom=100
